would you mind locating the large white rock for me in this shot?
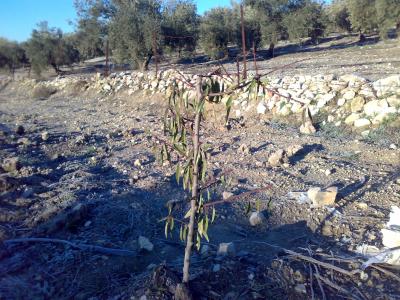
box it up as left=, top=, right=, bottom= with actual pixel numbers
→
left=373, top=75, right=400, bottom=97
left=257, top=102, right=267, bottom=114
left=350, top=96, right=366, bottom=112
left=345, top=113, right=360, bottom=125
left=342, top=89, right=356, bottom=100
left=387, top=95, right=400, bottom=108
left=354, top=118, right=371, bottom=128
left=364, top=99, right=389, bottom=116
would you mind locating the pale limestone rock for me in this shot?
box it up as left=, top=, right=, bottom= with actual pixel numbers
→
left=342, top=90, right=356, bottom=100
left=138, top=236, right=154, bottom=252
left=354, top=118, right=371, bottom=128
left=299, top=122, right=316, bottom=134
left=217, top=242, right=236, bottom=256
left=249, top=211, right=265, bottom=226
left=387, top=95, right=400, bottom=108
left=337, top=98, right=346, bottom=106
left=373, top=75, right=400, bottom=97
left=307, top=186, right=337, bottom=207
left=268, top=149, right=286, bottom=167
left=345, top=113, right=360, bottom=125
left=257, top=102, right=267, bottom=114
left=350, top=96, right=366, bottom=112
left=364, top=99, right=389, bottom=116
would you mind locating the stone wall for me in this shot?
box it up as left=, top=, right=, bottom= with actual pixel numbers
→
left=16, top=70, right=400, bottom=131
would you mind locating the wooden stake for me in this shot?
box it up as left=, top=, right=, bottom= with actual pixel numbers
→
left=240, top=4, right=247, bottom=80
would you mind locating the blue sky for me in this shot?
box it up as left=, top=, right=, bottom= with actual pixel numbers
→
left=0, top=0, right=235, bottom=42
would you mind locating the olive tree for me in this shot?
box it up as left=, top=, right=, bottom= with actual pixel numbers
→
left=0, top=38, right=27, bottom=75
left=347, top=0, right=377, bottom=40
left=109, top=0, right=161, bottom=71
left=282, top=1, right=326, bottom=43
left=161, top=0, right=199, bottom=57
left=199, top=8, right=232, bottom=59
left=25, top=22, right=80, bottom=75
left=375, top=0, right=400, bottom=38
left=73, top=0, right=110, bottom=60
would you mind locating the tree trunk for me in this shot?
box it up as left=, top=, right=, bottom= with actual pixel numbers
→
left=140, top=54, right=153, bottom=72
left=176, top=78, right=202, bottom=300
left=358, top=31, right=366, bottom=43
left=51, top=63, right=60, bottom=75
left=268, top=42, right=275, bottom=58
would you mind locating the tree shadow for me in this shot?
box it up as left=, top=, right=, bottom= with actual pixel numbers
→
left=289, top=143, right=324, bottom=165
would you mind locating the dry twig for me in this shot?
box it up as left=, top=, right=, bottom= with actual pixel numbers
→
left=5, top=238, right=136, bottom=257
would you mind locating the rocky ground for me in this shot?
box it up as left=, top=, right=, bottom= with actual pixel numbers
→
left=1, top=38, right=400, bottom=299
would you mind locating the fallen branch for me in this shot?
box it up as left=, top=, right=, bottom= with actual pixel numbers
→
left=203, top=186, right=271, bottom=208
left=370, top=265, right=400, bottom=283
left=285, top=249, right=359, bottom=277
left=4, top=238, right=136, bottom=257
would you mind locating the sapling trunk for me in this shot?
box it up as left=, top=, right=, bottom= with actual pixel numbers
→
left=182, top=77, right=202, bottom=284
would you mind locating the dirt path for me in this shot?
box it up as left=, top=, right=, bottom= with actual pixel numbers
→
left=1, top=86, right=400, bottom=299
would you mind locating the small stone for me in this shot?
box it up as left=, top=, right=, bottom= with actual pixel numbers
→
left=238, top=144, right=250, bottom=155
left=212, top=264, right=221, bottom=272
left=256, top=102, right=267, bottom=114
left=15, top=125, right=25, bottom=135
left=138, top=236, right=154, bottom=252
left=294, top=284, right=307, bottom=294
left=41, top=131, right=49, bottom=141
left=324, top=169, right=332, bottom=176
left=299, top=121, right=316, bottom=135
left=322, top=224, right=333, bottom=236
left=356, top=202, right=368, bottom=210
left=337, top=98, right=346, bottom=106
left=389, top=144, right=397, bottom=150
left=217, top=242, right=236, bottom=256
left=249, top=211, right=265, bottom=226
left=22, top=187, right=34, bottom=198
left=2, top=157, right=21, bottom=173
left=268, top=149, right=286, bottom=167
left=222, top=191, right=233, bottom=200
left=84, top=220, right=92, bottom=227
left=201, top=245, right=212, bottom=256
left=134, top=159, right=142, bottom=167
left=286, top=144, right=302, bottom=157
left=307, top=186, right=338, bottom=207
